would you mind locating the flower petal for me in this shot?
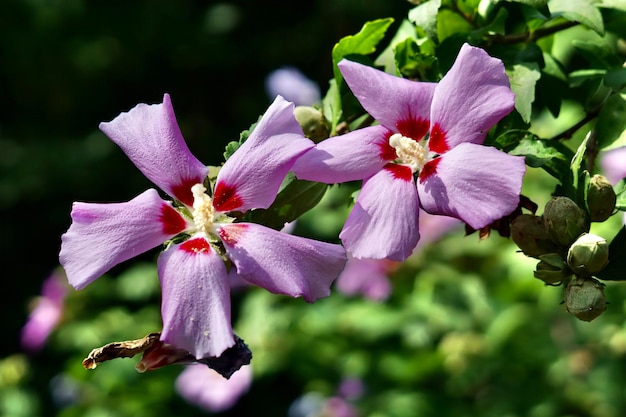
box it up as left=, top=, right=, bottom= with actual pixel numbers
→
left=99, top=94, right=209, bottom=207
left=338, top=59, right=436, bottom=138
left=218, top=223, right=346, bottom=302
left=292, top=125, right=392, bottom=183
left=336, top=257, right=392, bottom=301
left=213, top=96, right=314, bottom=213
left=428, top=44, right=514, bottom=153
left=158, top=237, right=235, bottom=359
left=600, top=146, right=626, bottom=184
left=417, top=143, right=525, bottom=229
left=60, top=189, right=188, bottom=290
left=339, top=165, right=420, bottom=261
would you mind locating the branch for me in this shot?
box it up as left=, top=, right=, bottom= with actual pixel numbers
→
left=549, top=104, right=603, bottom=141
left=486, top=21, right=578, bottom=45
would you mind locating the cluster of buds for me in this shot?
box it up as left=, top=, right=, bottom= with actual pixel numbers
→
left=511, top=177, right=617, bottom=321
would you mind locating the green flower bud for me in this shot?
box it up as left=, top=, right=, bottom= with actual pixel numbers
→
left=533, top=253, right=571, bottom=285
left=511, top=214, right=561, bottom=258
left=564, top=276, right=606, bottom=322
left=567, top=233, right=609, bottom=276
left=587, top=174, right=616, bottom=222
left=543, top=196, right=589, bottom=247
left=294, top=106, right=329, bottom=143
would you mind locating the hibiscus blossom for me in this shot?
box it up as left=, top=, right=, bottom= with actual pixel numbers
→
left=293, top=43, right=525, bottom=261
left=60, top=94, right=347, bottom=360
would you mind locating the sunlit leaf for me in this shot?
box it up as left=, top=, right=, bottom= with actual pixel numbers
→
left=408, top=0, right=441, bottom=40
left=549, top=0, right=604, bottom=35
left=506, top=63, right=541, bottom=123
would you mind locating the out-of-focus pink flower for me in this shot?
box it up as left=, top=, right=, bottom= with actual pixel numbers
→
left=265, top=67, right=321, bottom=106
left=21, top=270, right=68, bottom=353
left=336, top=211, right=461, bottom=301
left=600, top=146, right=626, bottom=184
left=175, top=364, right=252, bottom=412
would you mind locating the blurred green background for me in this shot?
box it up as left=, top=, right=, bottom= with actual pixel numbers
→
left=5, top=1, right=626, bottom=416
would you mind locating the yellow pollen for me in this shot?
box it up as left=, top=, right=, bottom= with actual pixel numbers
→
left=388, top=133, right=427, bottom=172
left=191, top=183, right=215, bottom=234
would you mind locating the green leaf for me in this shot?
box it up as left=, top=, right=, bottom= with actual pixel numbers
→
left=566, top=132, right=591, bottom=208
left=322, top=79, right=342, bottom=134
left=572, top=40, right=622, bottom=69
left=408, top=0, right=441, bottom=40
left=506, top=63, right=541, bottom=123
left=549, top=0, right=604, bottom=35
left=505, top=0, right=548, bottom=7
left=614, top=179, right=626, bottom=211
left=496, top=130, right=573, bottom=180
left=598, top=0, right=626, bottom=12
left=243, top=173, right=329, bottom=230
left=604, top=67, right=626, bottom=91
left=375, top=19, right=420, bottom=74
left=595, top=226, right=626, bottom=281
left=568, top=69, right=606, bottom=88
left=596, top=93, right=626, bottom=151
left=224, top=115, right=262, bottom=160
left=394, top=38, right=438, bottom=80
left=436, top=9, right=474, bottom=42
left=331, top=18, right=394, bottom=83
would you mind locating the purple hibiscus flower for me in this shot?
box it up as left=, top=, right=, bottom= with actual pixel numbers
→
left=293, top=43, right=526, bottom=261
left=60, top=94, right=347, bottom=360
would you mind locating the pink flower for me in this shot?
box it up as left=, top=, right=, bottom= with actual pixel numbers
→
left=21, top=270, right=68, bottom=353
left=60, top=94, right=347, bottom=360
left=600, top=146, right=626, bottom=184
left=265, top=67, right=321, bottom=106
left=293, top=44, right=525, bottom=261
left=175, top=364, right=252, bottom=412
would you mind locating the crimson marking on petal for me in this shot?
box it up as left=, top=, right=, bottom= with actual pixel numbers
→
left=418, top=158, right=441, bottom=183
left=213, top=182, right=243, bottom=213
left=380, top=131, right=398, bottom=161
left=384, top=163, right=413, bottom=181
left=397, top=117, right=429, bottom=141
left=218, top=224, right=249, bottom=246
left=160, top=204, right=187, bottom=235
left=180, top=237, right=211, bottom=254
left=428, top=122, right=449, bottom=154
left=171, top=177, right=202, bottom=207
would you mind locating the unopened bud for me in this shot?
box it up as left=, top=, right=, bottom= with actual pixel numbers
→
left=567, top=233, right=609, bottom=276
left=587, top=174, right=616, bottom=222
left=534, top=253, right=571, bottom=285
left=564, top=276, right=606, bottom=322
left=543, top=196, right=589, bottom=246
left=294, top=106, right=329, bottom=143
left=511, top=214, right=561, bottom=258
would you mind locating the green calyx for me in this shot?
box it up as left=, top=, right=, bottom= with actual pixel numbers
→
left=587, top=174, right=616, bottom=222
left=564, top=276, right=607, bottom=322
left=294, top=106, right=330, bottom=143
left=511, top=214, right=561, bottom=258
left=534, top=253, right=571, bottom=285
left=543, top=196, right=589, bottom=247
left=566, top=233, right=609, bottom=276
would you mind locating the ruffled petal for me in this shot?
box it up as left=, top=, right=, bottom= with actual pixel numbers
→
left=158, top=237, right=235, bottom=359
left=428, top=44, right=515, bottom=153
left=292, top=125, right=392, bottom=183
left=218, top=223, right=347, bottom=302
left=338, top=59, right=436, bottom=139
left=213, top=96, right=314, bottom=213
left=339, top=165, right=420, bottom=261
left=60, top=189, right=188, bottom=290
left=417, top=143, right=525, bottom=229
left=99, top=94, right=209, bottom=207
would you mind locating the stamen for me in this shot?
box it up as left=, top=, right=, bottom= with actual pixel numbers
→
left=388, top=133, right=427, bottom=172
left=191, top=184, right=215, bottom=234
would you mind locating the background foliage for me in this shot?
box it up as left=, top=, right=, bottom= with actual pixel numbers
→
left=3, top=0, right=626, bottom=416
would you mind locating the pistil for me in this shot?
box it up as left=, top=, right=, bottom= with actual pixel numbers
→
left=388, top=133, right=427, bottom=172
left=191, top=184, right=215, bottom=234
